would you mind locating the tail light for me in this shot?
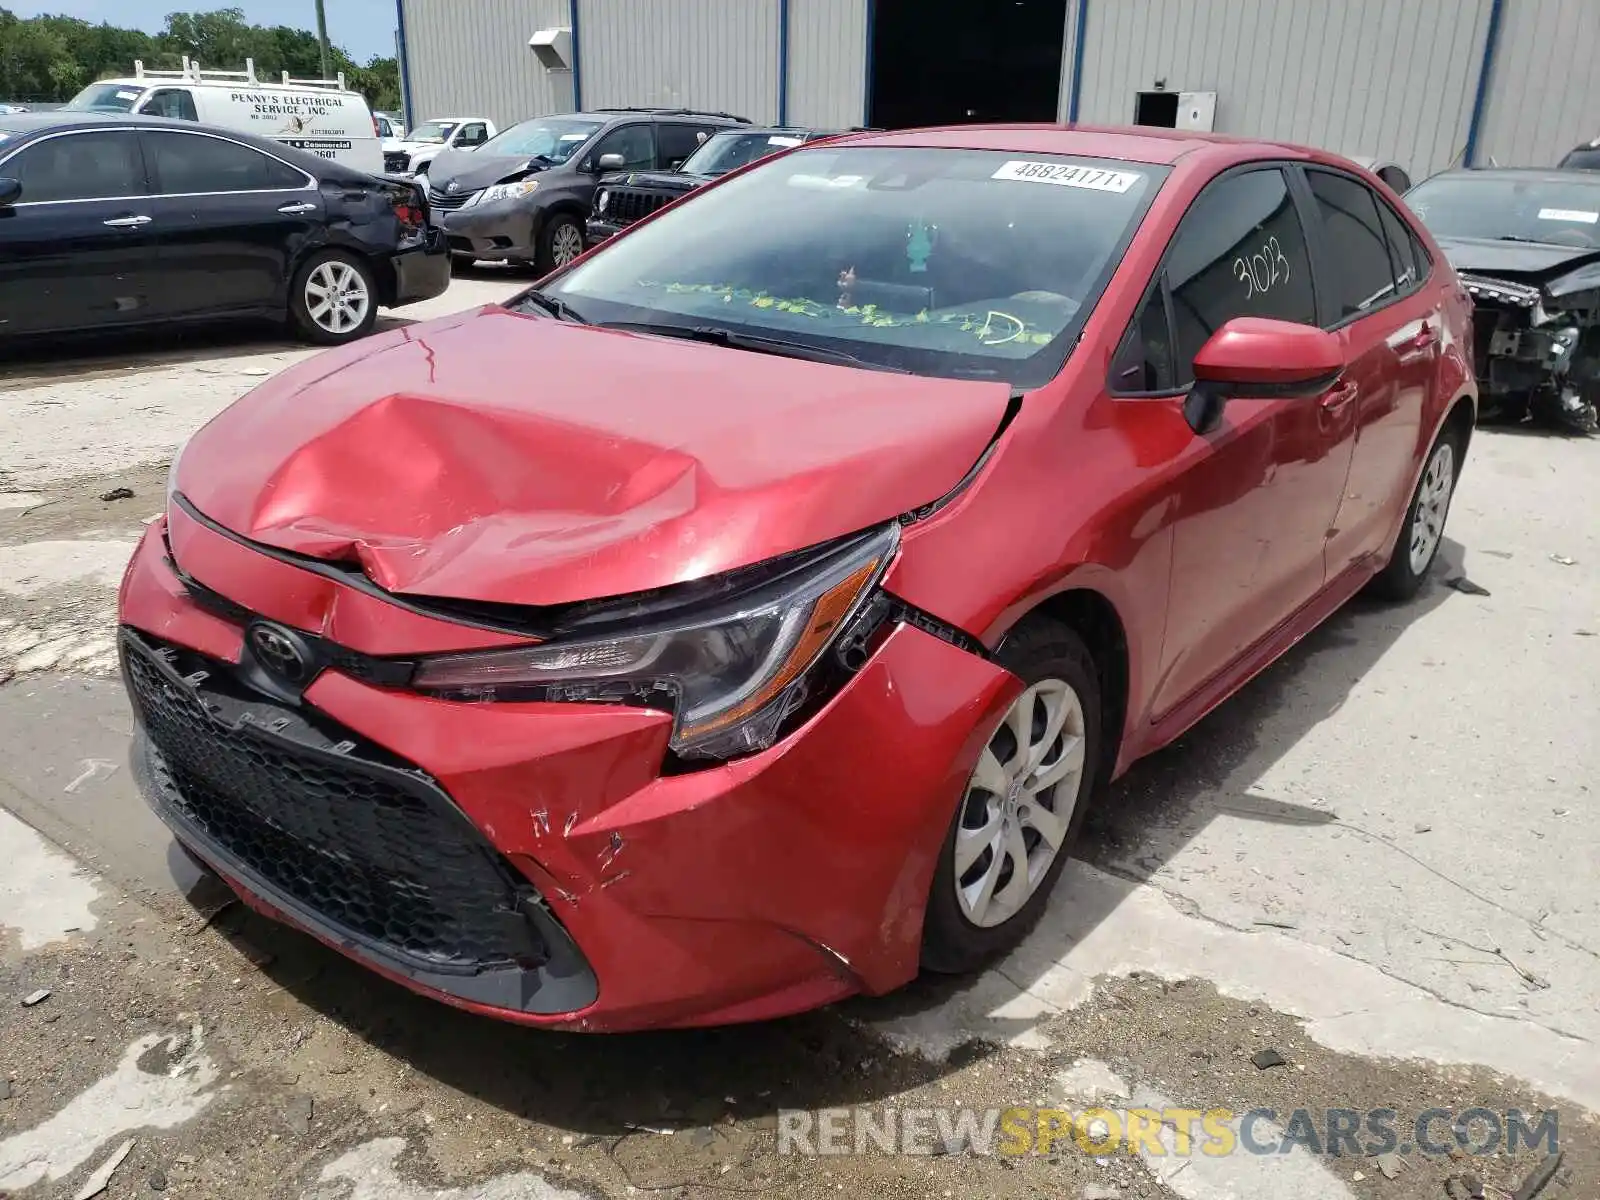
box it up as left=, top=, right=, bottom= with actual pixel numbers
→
left=372, top=116, right=380, bottom=137
left=393, top=194, right=425, bottom=231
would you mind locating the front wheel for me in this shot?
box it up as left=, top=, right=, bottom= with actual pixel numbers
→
left=1367, top=428, right=1459, bottom=601
left=921, top=619, right=1102, bottom=975
left=289, top=250, right=378, bottom=345
left=536, top=213, right=585, bottom=275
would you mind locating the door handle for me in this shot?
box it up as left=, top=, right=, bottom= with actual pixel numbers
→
left=102, top=214, right=151, bottom=227
left=277, top=201, right=317, bottom=214
left=1319, top=382, right=1359, bottom=413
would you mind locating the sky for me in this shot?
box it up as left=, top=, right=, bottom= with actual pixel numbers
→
left=11, top=0, right=399, bottom=64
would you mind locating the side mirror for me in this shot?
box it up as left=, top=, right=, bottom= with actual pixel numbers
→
left=1184, top=317, right=1345, bottom=434
left=0, top=177, right=19, bottom=208
left=597, top=152, right=626, bottom=171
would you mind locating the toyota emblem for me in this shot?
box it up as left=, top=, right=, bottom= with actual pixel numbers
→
left=248, top=621, right=312, bottom=684
left=447, top=180, right=460, bottom=194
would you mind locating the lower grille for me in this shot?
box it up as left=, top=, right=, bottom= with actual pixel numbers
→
left=383, top=151, right=411, bottom=173
left=122, top=630, right=547, bottom=974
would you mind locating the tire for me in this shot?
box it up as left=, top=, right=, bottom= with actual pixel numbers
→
left=289, top=250, right=379, bottom=346
left=921, top=619, right=1103, bottom=975
left=535, top=212, right=585, bottom=275
left=1367, top=426, right=1461, bottom=601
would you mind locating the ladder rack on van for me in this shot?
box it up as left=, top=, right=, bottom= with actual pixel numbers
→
left=132, top=57, right=347, bottom=91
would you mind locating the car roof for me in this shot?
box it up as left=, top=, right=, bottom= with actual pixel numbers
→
left=1419, top=167, right=1600, bottom=185
left=832, top=122, right=1358, bottom=167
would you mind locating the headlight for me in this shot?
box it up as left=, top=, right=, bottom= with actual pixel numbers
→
left=165, top=437, right=189, bottom=512
left=469, top=180, right=539, bottom=206
left=596, top=189, right=609, bottom=213
left=411, top=524, right=899, bottom=760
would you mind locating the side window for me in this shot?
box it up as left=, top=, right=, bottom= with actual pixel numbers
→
left=143, top=131, right=307, bottom=194
left=657, top=123, right=708, bottom=169
left=1166, top=167, right=1317, bottom=380
left=142, top=89, right=197, bottom=121
left=456, top=122, right=488, bottom=147
left=1375, top=198, right=1420, bottom=290
left=1109, top=286, right=1177, bottom=393
left=592, top=123, right=654, bottom=171
left=7, top=131, right=146, bottom=203
left=1306, top=169, right=1399, bottom=320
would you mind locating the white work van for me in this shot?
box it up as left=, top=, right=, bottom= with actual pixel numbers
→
left=63, top=58, right=381, bottom=174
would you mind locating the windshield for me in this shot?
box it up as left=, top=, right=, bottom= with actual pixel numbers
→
left=681, top=130, right=808, bottom=177
left=1407, top=174, right=1600, bottom=249
left=480, top=115, right=605, bottom=163
left=64, top=82, right=144, bottom=113
left=406, top=120, right=457, bottom=144
left=545, top=146, right=1164, bottom=386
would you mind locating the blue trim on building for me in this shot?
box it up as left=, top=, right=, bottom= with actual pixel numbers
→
left=862, top=0, right=875, bottom=126
left=777, top=0, right=790, bottom=125
left=569, top=0, right=584, bottom=111
left=1462, top=0, right=1504, bottom=167
left=395, top=0, right=415, bottom=129
left=1067, top=0, right=1089, bottom=124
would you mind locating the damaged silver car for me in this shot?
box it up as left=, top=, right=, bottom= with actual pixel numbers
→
left=1406, top=168, right=1600, bottom=432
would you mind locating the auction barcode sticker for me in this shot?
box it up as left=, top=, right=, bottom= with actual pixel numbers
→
left=1537, top=207, right=1599, bottom=224
left=991, top=161, right=1141, bottom=192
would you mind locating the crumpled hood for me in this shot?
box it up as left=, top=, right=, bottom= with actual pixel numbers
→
left=1435, top=235, right=1600, bottom=281
left=427, top=149, right=544, bottom=191
left=176, top=307, right=1011, bottom=608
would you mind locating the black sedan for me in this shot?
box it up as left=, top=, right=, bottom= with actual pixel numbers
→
left=0, top=112, right=450, bottom=347
left=586, top=126, right=842, bottom=244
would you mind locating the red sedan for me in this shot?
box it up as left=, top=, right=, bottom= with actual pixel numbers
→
left=120, top=125, right=1475, bottom=1031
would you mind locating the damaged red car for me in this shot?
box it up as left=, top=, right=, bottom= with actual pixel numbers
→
left=120, top=126, right=1476, bottom=1031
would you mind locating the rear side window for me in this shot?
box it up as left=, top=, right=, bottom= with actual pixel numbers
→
left=142, top=89, right=197, bottom=121
left=658, top=123, right=710, bottom=168
left=1307, top=169, right=1398, bottom=320
left=1375, top=198, right=1421, bottom=289
left=7, top=131, right=146, bottom=203
left=144, top=131, right=306, bottom=194
left=1166, top=167, right=1317, bottom=380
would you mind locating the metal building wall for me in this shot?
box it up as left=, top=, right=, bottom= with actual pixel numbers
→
left=785, top=0, right=868, bottom=128
left=399, top=0, right=572, bottom=128
left=1073, top=0, right=1495, bottom=181
left=1475, top=0, right=1600, bottom=168
left=575, top=0, right=781, bottom=123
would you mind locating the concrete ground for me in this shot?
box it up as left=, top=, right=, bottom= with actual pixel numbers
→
left=1, top=277, right=1595, bottom=1199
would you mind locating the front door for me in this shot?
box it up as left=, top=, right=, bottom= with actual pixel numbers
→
left=1138, top=166, right=1360, bottom=719
left=1303, top=167, right=1444, bottom=573
left=0, top=128, right=156, bottom=337
left=139, top=129, right=324, bottom=318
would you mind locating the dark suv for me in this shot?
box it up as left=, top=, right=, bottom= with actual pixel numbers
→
left=586, top=126, right=842, bottom=244
left=425, top=107, right=750, bottom=273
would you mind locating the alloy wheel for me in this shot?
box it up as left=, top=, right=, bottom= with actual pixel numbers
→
left=305, top=261, right=371, bottom=336
left=552, top=223, right=584, bottom=267
left=954, top=679, right=1087, bottom=929
left=1408, top=440, right=1455, bottom=575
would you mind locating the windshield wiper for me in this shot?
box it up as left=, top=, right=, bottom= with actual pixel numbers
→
left=516, top=289, right=590, bottom=324
left=599, top=322, right=910, bottom=373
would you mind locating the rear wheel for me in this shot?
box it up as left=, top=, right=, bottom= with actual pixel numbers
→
left=921, top=619, right=1102, bottom=974
left=289, top=250, right=378, bottom=345
left=1368, top=427, right=1460, bottom=601
left=536, top=213, right=585, bottom=275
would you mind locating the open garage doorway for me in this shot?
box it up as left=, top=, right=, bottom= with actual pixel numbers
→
left=868, top=0, right=1068, bottom=129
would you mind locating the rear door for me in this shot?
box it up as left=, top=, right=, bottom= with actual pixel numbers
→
left=1301, top=166, right=1441, bottom=575
left=140, top=129, right=324, bottom=319
left=0, top=128, right=156, bottom=336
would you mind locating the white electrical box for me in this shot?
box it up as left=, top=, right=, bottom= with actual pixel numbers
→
left=530, top=27, right=573, bottom=71
left=1175, top=91, right=1217, bottom=131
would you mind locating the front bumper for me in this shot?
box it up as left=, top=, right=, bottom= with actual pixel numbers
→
left=439, top=202, right=538, bottom=260
left=389, top=231, right=451, bottom=306
left=118, top=507, right=1017, bottom=1031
